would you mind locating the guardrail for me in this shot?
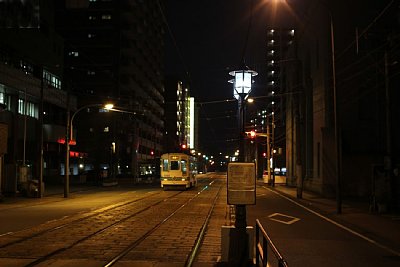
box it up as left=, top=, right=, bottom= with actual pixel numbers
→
left=255, top=219, right=288, bottom=267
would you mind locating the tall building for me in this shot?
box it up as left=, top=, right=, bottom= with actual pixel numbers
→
left=54, top=0, right=165, bottom=179
left=164, top=77, right=197, bottom=154
left=264, top=27, right=295, bottom=178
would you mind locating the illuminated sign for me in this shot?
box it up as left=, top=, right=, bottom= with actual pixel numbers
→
left=189, top=97, right=195, bottom=149
left=57, top=138, right=76, bottom=145
left=69, top=151, right=88, bottom=158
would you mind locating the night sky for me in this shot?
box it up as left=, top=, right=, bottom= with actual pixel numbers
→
left=164, top=0, right=299, bottom=156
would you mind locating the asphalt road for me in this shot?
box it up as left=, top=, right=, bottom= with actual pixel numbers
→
left=248, top=185, right=399, bottom=267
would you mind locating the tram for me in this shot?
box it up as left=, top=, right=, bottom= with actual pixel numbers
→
left=160, top=153, right=197, bottom=190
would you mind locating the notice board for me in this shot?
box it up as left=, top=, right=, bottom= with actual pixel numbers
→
left=227, top=162, right=256, bottom=205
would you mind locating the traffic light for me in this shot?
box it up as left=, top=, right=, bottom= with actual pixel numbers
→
left=250, top=130, right=256, bottom=138
left=262, top=152, right=267, bottom=158
left=150, top=150, right=154, bottom=156
left=181, top=144, right=187, bottom=149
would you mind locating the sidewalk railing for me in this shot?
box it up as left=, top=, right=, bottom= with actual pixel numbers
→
left=255, top=219, right=288, bottom=267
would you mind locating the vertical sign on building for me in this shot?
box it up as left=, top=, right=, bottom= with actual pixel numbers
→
left=189, top=97, right=195, bottom=149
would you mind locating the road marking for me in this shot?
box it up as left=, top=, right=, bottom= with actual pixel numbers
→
left=0, top=232, right=13, bottom=237
left=262, top=186, right=400, bottom=257
left=268, top=213, right=300, bottom=225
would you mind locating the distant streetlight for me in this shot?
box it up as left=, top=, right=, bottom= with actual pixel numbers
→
left=64, top=103, right=114, bottom=198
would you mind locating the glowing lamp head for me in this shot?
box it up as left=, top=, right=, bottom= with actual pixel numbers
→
left=229, top=64, right=258, bottom=100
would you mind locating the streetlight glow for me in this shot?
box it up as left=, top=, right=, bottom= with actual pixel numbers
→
left=104, top=103, right=114, bottom=110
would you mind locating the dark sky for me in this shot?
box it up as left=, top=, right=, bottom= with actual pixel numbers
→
left=163, top=0, right=300, bottom=156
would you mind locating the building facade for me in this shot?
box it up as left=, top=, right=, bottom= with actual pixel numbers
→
left=283, top=0, right=400, bottom=210
left=164, top=77, right=197, bottom=154
left=54, top=0, right=165, bottom=179
left=0, top=0, right=75, bottom=194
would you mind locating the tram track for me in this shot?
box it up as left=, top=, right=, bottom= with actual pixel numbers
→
left=0, top=178, right=221, bottom=266
left=103, top=180, right=222, bottom=266
left=0, top=190, right=163, bottom=249
left=0, top=190, right=187, bottom=264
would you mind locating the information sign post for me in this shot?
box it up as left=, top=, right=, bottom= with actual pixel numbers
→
left=227, top=162, right=256, bottom=206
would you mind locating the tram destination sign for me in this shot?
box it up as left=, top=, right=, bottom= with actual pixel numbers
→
left=227, top=162, right=256, bottom=205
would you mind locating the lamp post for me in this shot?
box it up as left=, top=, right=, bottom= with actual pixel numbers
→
left=228, top=63, right=257, bottom=265
left=64, top=103, right=114, bottom=198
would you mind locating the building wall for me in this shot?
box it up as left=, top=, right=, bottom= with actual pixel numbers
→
left=55, top=0, right=164, bottom=178
left=285, top=0, right=400, bottom=207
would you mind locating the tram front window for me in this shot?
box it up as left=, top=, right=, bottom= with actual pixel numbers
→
left=181, top=160, right=187, bottom=175
left=170, top=161, right=180, bottom=170
left=162, top=159, right=169, bottom=171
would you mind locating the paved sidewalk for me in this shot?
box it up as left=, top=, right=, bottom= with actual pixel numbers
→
left=261, top=182, right=400, bottom=256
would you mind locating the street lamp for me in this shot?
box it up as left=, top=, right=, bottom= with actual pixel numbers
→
left=229, top=64, right=258, bottom=163
left=228, top=63, right=257, bottom=265
left=64, top=103, right=114, bottom=198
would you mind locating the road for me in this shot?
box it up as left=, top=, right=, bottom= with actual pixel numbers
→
left=0, top=174, right=223, bottom=266
left=247, top=185, right=400, bottom=267
left=0, top=172, right=398, bottom=266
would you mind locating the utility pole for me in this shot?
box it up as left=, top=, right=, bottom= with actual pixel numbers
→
left=384, top=50, right=393, bottom=208
left=271, top=111, right=275, bottom=187
left=266, top=115, right=271, bottom=184
left=38, top=66, right=44, bottom=198
left=65, top=92, right=70, bottom=198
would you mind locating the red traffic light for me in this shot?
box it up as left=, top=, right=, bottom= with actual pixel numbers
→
left=262, top=152, right=267, bottom=158
left=150, top=150, right=154, bottom=156
left=181, top=144, right=187, bottom=149
left=250, top=130, right=256, bottom=138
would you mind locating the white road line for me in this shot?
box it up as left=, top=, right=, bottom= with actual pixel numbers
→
left=0, top=232, right=13, bottom=237
left=268, top=213, right=300, bottom=225
left=262, top=186, right=400, bottom=257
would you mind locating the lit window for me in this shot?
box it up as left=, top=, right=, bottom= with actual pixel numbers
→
left=104, top=127, right=109, bottom=132
left=43, top=70, right=62, bottom=89
left=68, top=51, right=79, bottom=57
left=88, top=33, right=96, bottom=38
left=101, top=14, right=112, bottom=20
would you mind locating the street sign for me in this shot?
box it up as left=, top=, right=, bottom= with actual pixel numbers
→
left=227, top=162, right=256, bottom=205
